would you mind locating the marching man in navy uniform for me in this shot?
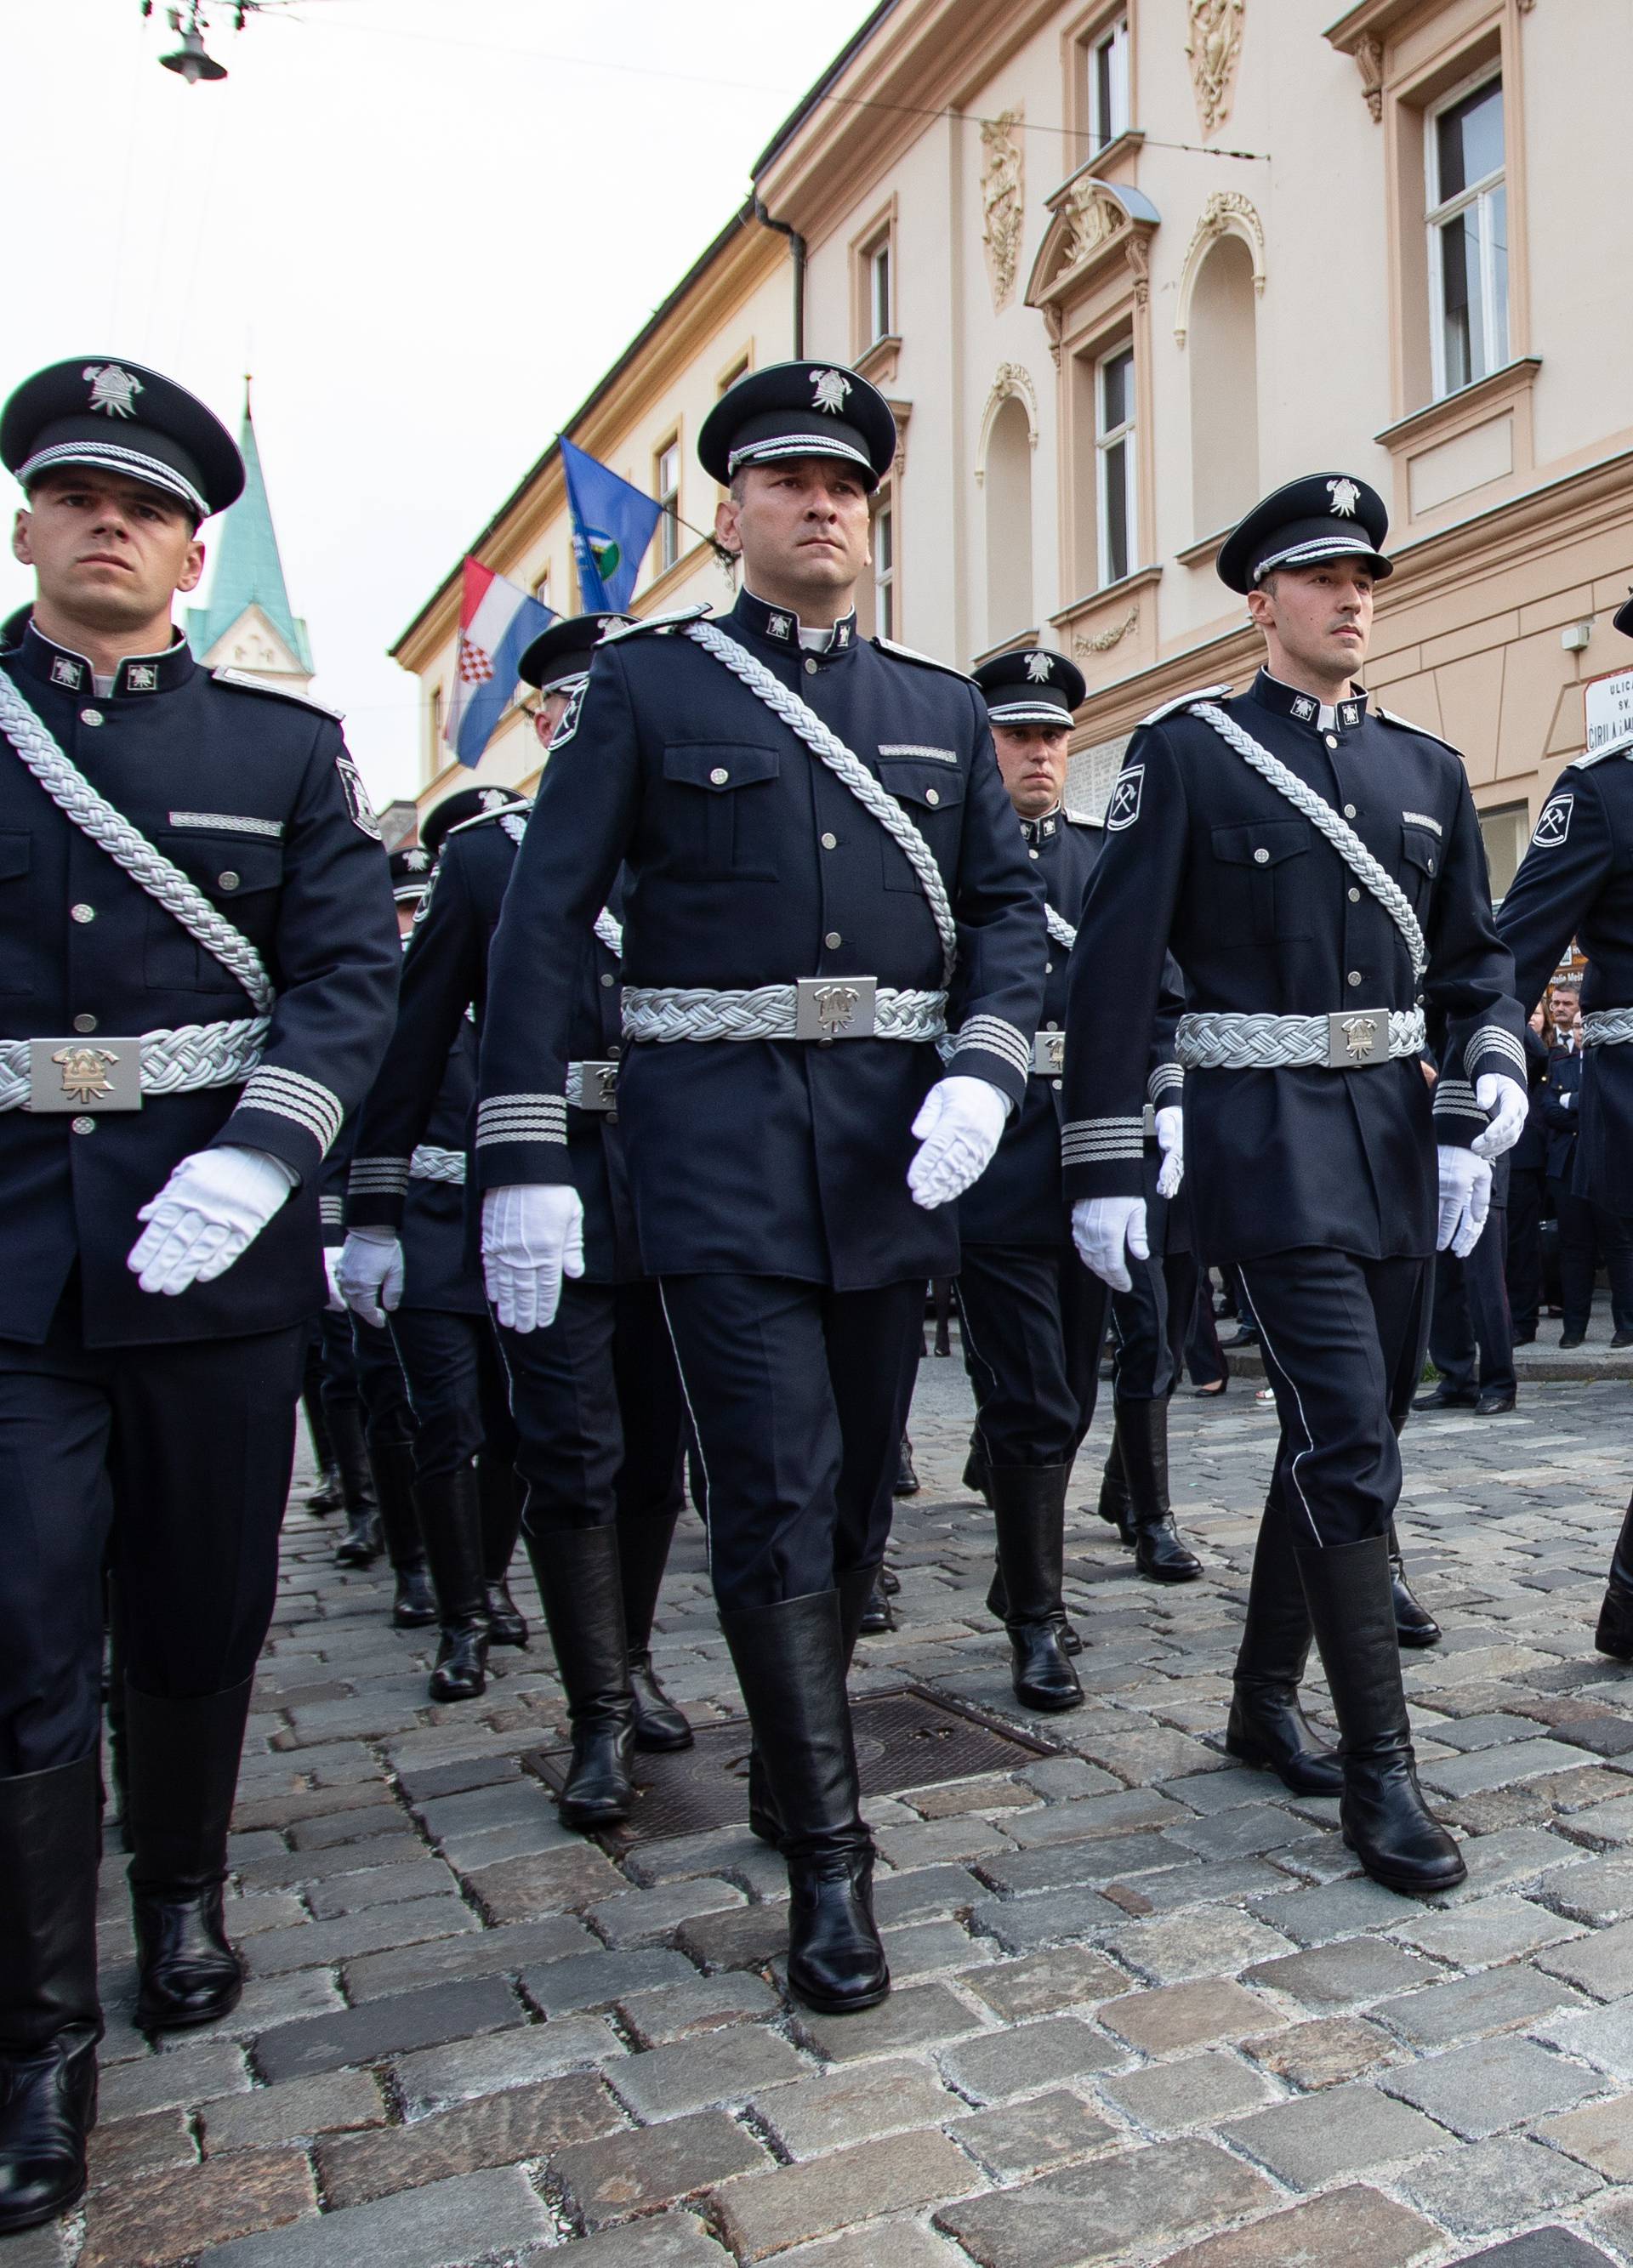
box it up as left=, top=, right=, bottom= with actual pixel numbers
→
left=477, top=363, right=1044, bottom=2014
left=1498, top=591, right=1633, bottom=1657
left=0, top=358, right=398, bottom=2229
left=1062, top=473, right=1526, bottom=1897
left=342, top=623, right=694, bottom=1800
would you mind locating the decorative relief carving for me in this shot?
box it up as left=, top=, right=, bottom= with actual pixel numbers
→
left=1174, top=190, right=1266, bottom=344
left=1061, top=184, right=1125, bottom=273
left=980, top=108, right=1025, bottom=312
left=1351, top=34, right=1384, bottom=123
left=1073, top=607, right=1140, bottom=657
left=1124, top=235, right=1150, bottom=309
left=1186, top=0, right=1246, bottom=134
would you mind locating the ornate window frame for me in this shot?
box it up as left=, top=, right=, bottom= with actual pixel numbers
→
left=1173, top=192, right=1266, bottom=345
left=974, top=364, right=1040, bottom=486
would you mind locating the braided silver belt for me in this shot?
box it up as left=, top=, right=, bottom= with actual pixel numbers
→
left=623, top=981, right=946, bottom=1045
left=1177, top=1006, right=1425, bottom=1071
left=0, top=1015, right=270, bottom=1112
left=408, top=1144, right=466, bottom=1184
left=1583, top=1010, right=1633, bottom=1048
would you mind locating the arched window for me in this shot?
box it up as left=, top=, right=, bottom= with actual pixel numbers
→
left=1188, top=233, right=1260, bottom=538
left=984, top=393, right=1034, bottom=645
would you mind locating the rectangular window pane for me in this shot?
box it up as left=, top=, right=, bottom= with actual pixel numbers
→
left=870, top=245, right=890, bottom=341
left=1094, top=41, right=1112, bottom=147
left=1101, top=348, right=1132, bottom=435
left=1438, top=208, right=1482, bottom=389
left=1103, top=439, right=1129, bottom=584
left=1438, top=79, right=1504, bottom=201
left=1489, top=183, right=1510, bottom=369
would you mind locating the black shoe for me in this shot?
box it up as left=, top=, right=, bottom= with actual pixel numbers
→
left=986, top=1568, right=1082, bottom=1658
left=1096, top=1436, right=1135, bottom=1545
left=1561, top=1332, right=1587, bottom=1350
left=418, top=1469, right=491, bottom=1703
left=1119, top=1401, right=1202, bottom=1583
left=1225, top=1486, right=1342, bottom=1797
left=617, top=1508, right=691, bottom=1751
left=127, top=1681, right=250, bottom=2032
left=857, top=1581, right=894, bottom=1634
left=1411, top=1384, right=1477, bottom=1413
left=430, top=1622, right=488, bottom=1702
left=532, top=1525, right=635, bottom=1830
left=483, top=1579, right=529, bottom=1649
left=1298, top=1537, right=1465, bottom=1896
left=305, top=1464, right=343, bottom=1518
left=372, top=1437, right=436, bottom=1628
left=720, top=1589, right=889, bottom=2015
left=1219, top=1326, right=1260, bottom=1350
left=476, top=1451, right=527, bottom=1646
left=879, top=1563, right=901, bottom=1595
left=991, top=1465, right=1084, bottom=1711
left=1475, top=1387, right=1516, bottom=1415
left=892, top=1435, right=920, bottom=1498
left=1596, top=1498, right=1633, bottom=1660
left=327, top=1401, right=382, bottom=1566
left=1387, top=1521, right=1442, bottom=1648
left=629, top=1649, right=692, bottom=1751
left=1512, top=1327, right=1537, bottom=1345
left=962, top=1443, right=992, bottom=1504
left=301, top=1373, right=341, bottom=1515
left=392, top=1568, right=437, bottom=1628
left=0, top=1756, right=101, bottom=2235
left=1615, top=1330, right=1633, bottom=1350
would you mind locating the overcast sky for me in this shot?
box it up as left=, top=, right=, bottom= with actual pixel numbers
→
left=0, top=0, right=880, bottom=804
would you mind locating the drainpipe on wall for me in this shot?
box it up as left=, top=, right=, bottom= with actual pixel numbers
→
left=753, top=198, right=806, bottom=359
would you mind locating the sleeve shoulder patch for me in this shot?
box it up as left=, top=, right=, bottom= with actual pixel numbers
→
left=872, top=636, right=975, bottom=683
left=1140, top=683, right=1233, bottom=727
left=211, top=668, right=344, bottom=722
left=1375, top=706, right=1462, bottom=758
left=1532, top=790, right=1574, bottom=848
left=598, top=605, right=712, bottom=647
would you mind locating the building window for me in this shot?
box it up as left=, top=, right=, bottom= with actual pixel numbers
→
left=532, top=566, right=551, bottom=609
left=1479, top=800, right=1529, bottom=902
left=1087, top=14, right=1129, bottom=154
left=1426, top=71, right=1507, bottom=399
left=655, top=436, right=680, bottom=574
left=867, top=237, right=892, bottom=346
left=718, top=354, right=750, bottom=396
left=873, top=488, right=896, bottom=640
left=1095, top=344, right=1136, bottom=587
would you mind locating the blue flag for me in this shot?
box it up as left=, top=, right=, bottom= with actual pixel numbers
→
left=560, top=435, right=664, bottom=612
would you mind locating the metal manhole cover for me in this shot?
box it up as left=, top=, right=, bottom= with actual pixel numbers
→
left=523, top=1684, right=1056, bottom=1846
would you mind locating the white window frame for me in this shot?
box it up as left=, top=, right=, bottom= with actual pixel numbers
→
left=656, top=437, right=680, bottom=574
left=1089, top=14, right=1129, bottom=155
left=1425, top=67, right=1508, bottom=401
left=868, top=237, right=892, bottom=345
left=873, top=487, right=896, bottom=639
left=1095, top=344, right=1136, bottom=588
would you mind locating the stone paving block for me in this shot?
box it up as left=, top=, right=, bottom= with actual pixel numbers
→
left=607, top=2024, right=806, bottom=2121
left=1541, top=1852, right=1633, bottom=1923
left=1380, top=2034, right=1599, bottom=2138
left=1535, top=1915, right=1633, bottom=1998
left=590, top=1878, right=745, bottom=1947
left=968, top=1885, right=1124, bottom=1953
left=1535, top=1994, right=1633, bottom=2078
left=1004, top=1788, right=1186, bottom=1846
left=1399, top=2134, right=1603, bottom=2238
left=286, top=1801, right=404, bottom=1850
left=617, top=1970, right=781, bottom=2046
left=85, top=2107, right=196, bottom=2186
left=1438, top=2230, right=1618, bottom=2265
left=1243, top=1933, right=1440, bottom=2010
left=974, top=1832, right=1188, bottom=1899
left=775, top=2223, right=965, bottom=2266
left=1243, top=2013, right=1403, bottom=2089
left=712, top=2129, right=976, bottom=2262
left=556, top=2106, right=770, bottom=2230
left=522, top=1945, right=699, bottom=2014
left=1420, top=1738, right=1589, bottom=1796
left=1249, top=1875, right=1433, bottom=1945
left=563, top=2213, right=733, bottom=2265
left=462, top=1842, right=626, bottom=1919
left=1154, top=2182, right=1444, bottom=2268
left=1220, top=2081, right=1448, bottom=2189
left=234, top=1836, right=430, bottom=1892
left=412, top=1780, right=562, bottom=1840
left=871, top=1865, right=985, bottom=1929
left=674, top=1901, right=790, bottom=1972
left=315, top=2070, right=622, bottom=2208
left=1535, top=2094, right=1633, bottom=2180
left=1379, top=1961, right=1583, bottom=2048
left=391, top=1754, right=524, bottom=1805
left=232, top=1783, right=400, bottom=1836
left=0, top=2225, right=70, bottom=2268
left=394, top=2015, right=623, bottom=2113
left=1165, top=1805, right=1312, bottom=1862
left=907, top=1776, right=1038, bottom=1819
left=752, top=2055, right=959, bottom=2159
left=302, top=1859, right=458, bottom=1919
left=1390, top=1893, right=1584, bottom=1967
left=100, top=2040, right=252, bottom=2121
left=199, top=2164, right=551, bottom=2266
left=1106, top=1907, right=1294, bottom=1985
left=790, top=1981, right=988, bottom=2064
left=938, top=2014, right=1120, bottom=2104
left=959, top=1945, right=1128, bottom=2022
left=245, top=1895, right=477, bottom=1977
left=1575, top=2208, right=1633, bottom=2267
left=253, top=1975, right=521, bottom=2084
left=225, top=1891, right=310, bottom=1939
left=1016, top=1757, right=1120, bottom=1801
left=934, top=2134, right=1277, bottom=2268
left=1099, top=2047, right=1275, bottom=2131
left=79, top=2148, right=316, bottom=2267
left=1094, top=1977, right=1276, bottom=2054
left=877, top=1918, right=982, bottom=1981
left=1115, top=1855, right=1293, bottom=1918
left=201, top=2070, right=387, bottom=2153
left=342, top=1913, right=593, bottom=2001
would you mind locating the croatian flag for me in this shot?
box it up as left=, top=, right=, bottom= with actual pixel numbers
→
left=444, top=559, right=555, bottom=768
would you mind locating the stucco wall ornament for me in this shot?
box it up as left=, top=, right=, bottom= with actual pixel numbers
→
left=1351, top=35, right=1384, bottom=122
left=1073, top=607, right=1140, bottom=657
left=1061, top=184, right=1124, bottom=273
left=1186, top=0, right=1245, bottom=134
left=1174, top=190, right=1266, bottom=344
left=980, top=109, right=1025, bottom=312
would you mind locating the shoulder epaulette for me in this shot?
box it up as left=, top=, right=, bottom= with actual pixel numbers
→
left=599, top=605, right=712, bottom=647
left=1569, top=741, right=1633, bottom=770
left=1139, top=683, right=1233, bottom=727
left=1064, top=806, right=1103, bottom=828
left=873, top=636, right=974, bottom=682
left=211, top=668, right=344, bottom=721
left=444, top=801, right=533, bottom=843
left=1375, top=707, right=1463, bottom=758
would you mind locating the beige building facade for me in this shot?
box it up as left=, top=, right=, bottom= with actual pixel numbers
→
left=397, top=0, right=1633, bottom=900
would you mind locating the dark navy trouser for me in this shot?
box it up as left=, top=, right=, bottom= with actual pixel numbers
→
left=957, top=1239, right=1107, bottom=1468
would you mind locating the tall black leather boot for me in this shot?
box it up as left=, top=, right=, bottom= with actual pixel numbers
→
left=1596, top=1491, right=1633, bottom=1658
left=722, top=1589, right=889, bottom=2015
left=616, top=1508, right=691, bottom=1751
left=1388, top=1519, right=1442, bottom=1648
left=0, top=1756, right=100, bottom=2232
left=1298, top=1536, right=1465, bottom=1896
left=990, top=1465, right=1084, bottom=1711
left=531, top=1525, right=636, bottom=1829
left=328, top=1401, right=381, bottom=1568
left=373, top=1437, right=435, bottom=1629
left=1096, top=1434, right=1134, bottom=1544
left=302, top=1366, right=342, bottom=1516
left=893, top=1435, right=920, bottom=1497
left=475, top=1450, right=528, bottom=1648
left=127, top=1680, right=251, bottom=2032
left=1225, top=1492, right=1342, bottom=1794
left=417, top=1469, right=490, bottom=1702
left=748, top=1566, right=875, bottom=1847
left=962, top=1433, right=991, bottom=1503
left=1119, top=1401, right=1201, bottom=1582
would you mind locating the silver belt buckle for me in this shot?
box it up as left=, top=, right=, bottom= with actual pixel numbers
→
left=573, top=1061, right=620, bottom=1112
left=1327, top=1009, right=1389, bottom=1069
left=795, top=975, right=878, bottom=1041
left=29, top=1037, right=144, bottom=1112
left=1033, top=1031, right=1065, bottom=1076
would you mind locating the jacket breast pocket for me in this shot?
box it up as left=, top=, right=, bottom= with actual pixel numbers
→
left=1399, top=821, right=1441, bottom=916
left=875, top=756, right=964, bottom=892
left=0, top=833, right=34, bottom=994
left=145, top=830, right=283, bottom=992
left=1209, top=820, right=1312, bottom=946
left=660, top=742, right=782, bottom=880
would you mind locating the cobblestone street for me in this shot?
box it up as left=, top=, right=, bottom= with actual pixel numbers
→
left=34, top=1347, right=1633, bottom=2267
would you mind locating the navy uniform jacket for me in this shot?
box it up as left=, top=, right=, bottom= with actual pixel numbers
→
left=477, top=588, right=1047, bottom=1290
left=0, top=622, right=398, bottom=1346
left=1497, top=752, right=1633, bottom=1214
left=345, top=807, right=638, bottom=1286
left=1061, top=670, right=1523, bottom=1264
left=1540, top=1042, right=1584, bottom=1185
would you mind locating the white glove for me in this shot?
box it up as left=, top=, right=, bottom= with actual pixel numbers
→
left=323, top=1246, right=346, bottom=1314
left=1072, top=1196, right=1150, bottom=1292
left=1472, top=1071, right=1528, bottom=1160
left=907, top=1076, right=1010, bottom=1209
left=128, top=1145, right=295, bottom=1296
left=1437, top=1145, right=1493, bottom=1259
left=1154, top=1106, right=1184, bottom=1200
left=481, top=1183, right=584, bottom=1332
left=339, top=1227, right=405, bottom=1327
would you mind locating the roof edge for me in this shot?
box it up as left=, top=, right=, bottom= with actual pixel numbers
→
left=749, top=0, right=902, bottom=181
